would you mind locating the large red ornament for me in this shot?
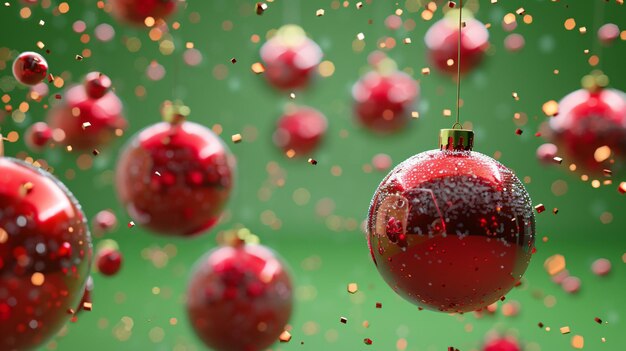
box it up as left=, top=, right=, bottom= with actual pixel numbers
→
left=273, top=105, right=327, bottom=156
left=352, top=55, right=419, bottom=133
left=47, top=72, right=127, bottom=151
left=546, top=73, right=626, bottom=175
left=260, top=25, right=323, bottom=90
left=115, top=102, right=235, bottom=236
left=366, top=129, right=535, bottom=313
left=0, top=157, right=91, bottom=350
left=187, top=236, right=293, bottom=351
left=12, top=51, right=48, bottom=86
left=110, top=0, right=178, bottom=25
left=424, top=9, right=489, bottom=75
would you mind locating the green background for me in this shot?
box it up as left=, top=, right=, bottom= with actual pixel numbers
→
left=1, top=0, right=625, bottom=350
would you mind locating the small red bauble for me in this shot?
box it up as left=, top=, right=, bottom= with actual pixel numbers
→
left=424, top=10, right=489, bottom=75
left=483, top=336, right=521, bottom=351
left=47, top=72, right=127, bottom=151
left=115, top=108, right=235, bottom=236
left=353, top=57, right=419, bottom=133
left=187, top=241, right=293, bottom=351
left=96, top=248, right=122, bottom=276
left=366, top=130, right=535, bottom=313
left=260, top=25, right=323, bottom=90
left=547, top=77, right=626, bottom=175
left=12, top=51, right=48, bottom=86
left=110, top=0, right=178, bottom=25
left=273, top=105, right=327, bottom=156
left=24, top=122, right=53, bottom=151
left=0, top=157, right=92, bottom=350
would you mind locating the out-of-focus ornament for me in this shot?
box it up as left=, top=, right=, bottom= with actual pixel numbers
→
left=96, top=248, right=122, bottom=277
left=187, top=228, right=293, bottom=351
left=110, top=0, right=178, bottom=26
left=0, top=138, right=92, bottom=350
left=536, top=143, right=558, bottom=164
left=424, top=9, right=489, bottom=75
left=352, top=53, right=419, bottom=133
left=273, top=105, right=327, bottom=156
left=366, top=128, right=535, bottom=313
left=12, top=51, right=48, bottom=86
left=546, top=71, right=626, bottom=175
left=483, top=335, right=522, bottom=351
left=47, top=72, right=127, bottom=151
left=24, top=122, right=53, bottom=151
left=115, top=101, right=235, bottom=237
left=260, top=25, right=323, bottom=90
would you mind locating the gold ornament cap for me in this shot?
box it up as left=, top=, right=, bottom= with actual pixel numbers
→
left=439, top=128, right=474, bottom=151
left=581, top=70, right=609, bottom=93
left=161, top=100, right=191, bottom=125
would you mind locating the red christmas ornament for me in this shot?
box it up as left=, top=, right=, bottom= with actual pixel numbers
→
left=273, top=105, right=327, bottom=156
left=424, top=10, right=489, bottom=75
left=12, top=51, right=48, bottom=86
left=24, top=122, right=53, bottom=151
left=187, top=234, right=293, bottom=351
left=260, top=25, right=323, bottom=90
left=483, top=336, right=521, bottom=351
left=547, top=72, right=626, bottom=175
left=352, top=54, right=419, bottom=133
left=366, top=129, right=535, bottom=313
left=96, top=248, right=122, bottom=276
left=110, top=0, right=178, bottom=25
left=115, top=101, right=235, bottom=236
left=47, top=72, right=127, bottom=151
left=0, top=155, right=92, bottom=350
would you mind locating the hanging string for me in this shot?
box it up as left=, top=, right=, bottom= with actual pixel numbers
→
left=453, top=0, right=463, bottom=130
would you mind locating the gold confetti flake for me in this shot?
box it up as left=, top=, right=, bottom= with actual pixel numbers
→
left=512, top=92, right=519, bottom=100
left=411, top=111, right=420, bottom=118
left=83, top=302, right=93, bottom=311
left=231, top=134, right=242, bottom=143
left=279, top=330, right=292, bottom=342
left=347, top=283, right=358, bottom=294
left=544, top=254, right=566, bottom=275
left=316, top=9, right=325, bottom=16
left=443, top=109, right=452, bottom=117
left=307, top=158, right=317, bottom=165
left=356, top=2, right=363, bottom=9
left=560, top=326, right=571, bottom=334
left=619, top=182, right=626, bottom=194
left=289, top=93, right=296, bottom=99
left=516, top=7, right=525, bottom=15
left=357, top=32, right=365, bottom=40
left=579, top=27, right=587, bottom=34
left=403, top=38, right=412, bottom=44
left=75, top=54, right=83, bottom=61
left=255, top=2, right=268, bottom=15
left=421, top=67, right=430, bottom=75
left=82, top=122, right=91, bottom=129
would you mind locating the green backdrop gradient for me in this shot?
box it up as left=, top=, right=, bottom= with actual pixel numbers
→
left=1, top=1, right=625, bottom=350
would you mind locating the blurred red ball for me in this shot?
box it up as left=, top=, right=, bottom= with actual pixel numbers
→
left=424, top=11, right=489, bottom=75
left=598, top=23, right=620, bottom=45
left=96, top=248, right=122, bottom=276
left=260, top=25, right=322, bottom=90
left=110, top=0, right=178, bottom=25
left=0, top=158, right=92, bottom=350
left=187, top=243, right=293, bottom=351
left=115, top=121, right=235, bottom=236
left=547, top=87, right=626, bottom=175
left=367, top=150, right=535, bottom=313
left=24, top=122, right=53, bottom=151
left=273, top=106, right=327, bottom=156
left=47, top=72, right=127, bottom=151
left=353, top=68, right=418, bottom=133
left=12, top=51, right=48, bottom=86
left=536, top=143, right=558, bottom=164
left=483, top=337, right=521, bottom=351
left=84, top=72, right=112, bottom=99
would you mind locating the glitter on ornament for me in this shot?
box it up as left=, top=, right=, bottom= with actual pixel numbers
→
left=366, top=128, right=535, bottom=313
